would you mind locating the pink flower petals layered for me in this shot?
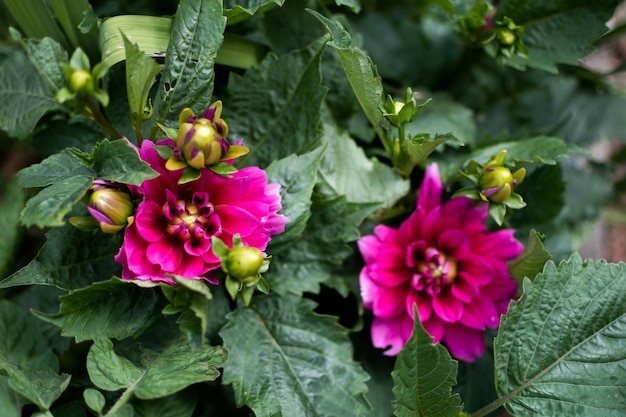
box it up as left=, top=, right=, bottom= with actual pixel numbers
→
left=358, top=164, right=523, bottom=361
left=115, top=140, right=286, bottom=285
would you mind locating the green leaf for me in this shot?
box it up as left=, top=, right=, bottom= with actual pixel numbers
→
left=406, top=95, right=475, bottom=147
left=392, top=305, right=464, bottom=417
left=223, top=0, right=284, bottom=25
left=0, top=47, right=63, bottom=139
left=17, top=150, right=92, bottom=188
left=123, top=35, right=164, bottom=141
left=226, top=38, right=327, bottom=168
left=335, top=0, right=361, bottom=12
left=87, top=338, right=226, bottom=399
left=20, top=175, right=93, bottom=228
left=220, top=294, right=370, bottom=416
left=133, top=388, right=197, bottom=417
left=92, top=139, right=158, bottom=185
left=152, top=0, right=226, bottom=131
left=33, top=277, right=161, bottom=342
left=0, top=178, right=26, bottom=277
left=509, top=230, right=552, bottom=284
left=10, top=31, right=67, bottom=92
left=512, top=164, right=565, bottom=225
left=265, top=146, right=326, bottom=247
left=495, top=254, right=626, bottom=416
left=317, top=121, right=409, bottom=206
left=496, top=0, right=618, bottom=73
left=0, top=360, right=71, bottom=411
left=0, top=225, right=120, bottom=290
left=83, top=388, right=105, bottom=415
left=310, top=11, right=386, bottom=142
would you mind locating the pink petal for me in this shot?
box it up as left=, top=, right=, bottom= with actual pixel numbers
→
left=442, top=325, right=485, bottom=362
left=397, top=211, right=423, bottom=246
left=215, top=205, right=260, bottom=237
left=147, top=237, right=183, bottom=272
left=371, top=315, right=413, bottom=356
left=438, top=230, right=471, bottom=259
left=422, top=317, right=445, bottom=343
left=360, top=270, right=407, bottom=319
left=458, top=256, right=494, bottom=286
left=134, top=201, right=168, bottom=243
left=432, top=291, right=464, bottom=323
left=368, top=265, right=412, bottom=288
left=472, top=229, right=524, bottom=260
left=405, top=291, right=432, bottom=322
left=184, top=237, right=212, bottom=257
left=417, top=163, right=442, bottom=213
left=176, top=253, right=210, bottom=278
left=357, top=235, right=383, bottom=264
left=460, top=294, right=500, bottom=329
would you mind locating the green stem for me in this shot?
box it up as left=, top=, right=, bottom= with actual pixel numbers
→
left=86, top=100, right=122, bottom=139
left=397, top=123, right=406, bottom=149
left=103, top=387, right=135, bottom=417
left=41, top=410, right=55, bottom=417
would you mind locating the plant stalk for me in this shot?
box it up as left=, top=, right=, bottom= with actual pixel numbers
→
left=86, top=100, right=122, bottom=139
left=103, top=387, right=135, bottom=417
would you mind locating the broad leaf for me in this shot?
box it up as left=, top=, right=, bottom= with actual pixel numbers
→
left=123, top=35, right=164, bottom=141
left=91, top=139, right=157, bottom=184
left=152, top=0, right=226, bottom=130
left=335, top=0, right=361, bottom=12
left=220, top=294, right=371, bottom=416
left=223, top=0, right=284, bottom=25
left=16, top=149, right=92, bottom=188
left=0, top=178, right=25, bottom=277
left=34, top=278, right=161, bottom=342
left=133, top=388, right=198, bottom=417
left=496, top=0, right=618, bottom=73
left=392, top=305, right=464, bottom=417
left=0, top=225, right=120, bottom=290
left=496, top=254, right=626, bottom=416
left=406, top=95, right=476, bottom=146
left=87, top=338, right=226, bottom=399
left=226, top=38, right=327, bottom=168
left=265, top=146, right=326, bottom=247
left=509, top=230, right=552, bottom=284
left=317, top=121, right=409, bottom=206
left=310, top=11, right=387, bottom=142
left=10, top=30, right=67, bottom=92
left=0, top=47, right=63, bottom=139
left=0, top=361, right=71, bottom=411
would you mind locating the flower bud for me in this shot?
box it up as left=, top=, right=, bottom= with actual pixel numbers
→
left=87, top=180, right=134, bottom=233
left=176, top=102, right=229, bottom=169
left=69, top=69, right=95, bottom=97
left=225, top=246, right=265, bottom=283
left=478, top=150, right=525, bottom=203
left=497, top=29, right=516, bottom=46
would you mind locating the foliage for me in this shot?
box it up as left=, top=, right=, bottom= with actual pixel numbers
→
left=1, top=0, right=625, bottom=416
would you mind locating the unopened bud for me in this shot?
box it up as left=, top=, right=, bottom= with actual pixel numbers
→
left=87, top=180, right=133, bottom=233
left=69, top=70, right=95, bottom=97
left=478, top=150, right=525, bottom=203
left=497, top=29, right=516, bottom=46
left=225, top=246, right=264, bottom=283
left=176, top=102, right=229, bottom=169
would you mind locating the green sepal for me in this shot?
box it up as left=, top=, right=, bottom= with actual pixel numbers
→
left=225, top=275, right=240, bottom=301
left=240, top=286, right=255, bottom=306
left=256, top=276, right=270, bottom=294
left=153, top=144, right=174, bottom=160
left=504, top=192, right=526, bottom=209
left=211, top=235, right=230, bottom=259
left=178, top=166, right=202, bottom=184
left=209, top=162, right=238, bottom=176
left=488, top=202, right=507, bottom=226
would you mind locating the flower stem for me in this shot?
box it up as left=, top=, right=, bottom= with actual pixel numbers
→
left=86, top=100, right=122, bottom=139
left=103, top=387, right=135, bottom=417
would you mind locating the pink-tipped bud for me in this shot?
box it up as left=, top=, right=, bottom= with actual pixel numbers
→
left=87, top=180, right=134, bottom=233
left=176, top=102, right=229, bottom=169
left=478, top=150, right=525, bottom=203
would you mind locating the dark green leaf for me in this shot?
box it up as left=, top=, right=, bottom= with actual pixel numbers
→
left=123, top=35, right=164, bottom=141
left=310, top=11, right=386, bottom=141
left=496, top=0, right=618, bottom=72
left=0, top=178, right=26, bottom=277
left=0, top=360, right=70, bottom=411
left=265, top=146, right=326, bottom=247
left=20, top=175, right=93, bottom=228
left=220, top=294, right=370, bottom=416
left=87, top=338, right=226, bottom=399
left=335, top=0, right=361, bottom=12
left=0, top=225, right=120, bottom=290
left=16, top=149, right=92, bottom=188
left=512, top=164, right=565, bottom=225
left=152, top=0, right=226, bottom=130
left=133, top=388, right=197, bottom=417
left=496, top=254, right=626, bottom=416
left=226, top=38, right=327, bottom=168
left=92, top=139, right=158, bottom=184
left=83, top=388, right=105, bottom=415
left=11, top=31, right=67, bottom=92
left=223, top=0, right=284, bottom=25
left=392, top=305, right=463, bottom=417
left=33, top=278, right=161, bottom=342
left=317, top=121, right=409, bottom=206
left=509, top=230, right=552, bottom=284
left=0, top=46, right=63, bottom=139
left=0, top=379, right=22, bottom=417
left=406, top=95, right=475, bottom=147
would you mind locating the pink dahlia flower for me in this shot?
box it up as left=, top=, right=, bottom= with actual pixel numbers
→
left=115, top=140, right=286, bottom=285
left=358, top=163, right=523, bottom=361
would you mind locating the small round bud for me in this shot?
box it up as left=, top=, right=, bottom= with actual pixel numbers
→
left=497, top=29, right=516, bottom=46
left=87, top=181, right=134, bottom=233
left=69, top=70, right=95, bottom=97
left=225, top=246, right=264, bottom=282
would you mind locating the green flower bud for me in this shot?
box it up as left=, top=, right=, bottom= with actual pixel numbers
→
left=225, top=246, right=265, bottom=283
left=497, top=29, right=516, bottom=46
left=478, top=150, right=526, bottom=203
left=69, top=69, right=95, bottom=97
left=176, top=102, right=229, bottom=169
left=87, top=180, right=134, bottom=233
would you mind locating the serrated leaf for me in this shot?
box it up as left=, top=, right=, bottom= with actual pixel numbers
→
left=0, top=360, right=70, bottom=411
left=265, top=146, right=326, bottom=247
left=496, top=253, right=626, bottom=416
left=0, top=178, right=26, bottom=277
left=17, top=149, right=92, bottom=188
left=226, top=38, right=327, bottom=168
left=20, top=175, right=93, bottom=228
left=87, top=338, right=226, bottom=399
left=496, top=0, right=618, bottom=73
left=14, top=34, right=67, bottom=92
left=34, top=277, right=161, bottom=342
left=509, top=230, right=552, bottom=284
left=317, top=121, right=409, bottom=206
left=223, top=0, right=284, bottom=25
left=0, top=225, right=120, bottom=290
left=392, top=305, right=464, bottom=417
left=310, top=11, right=387, bottom=142
left=92, top=139, right=158, bottom=184
left=123, top=35, right=164, bottom=140
left=152, top=0, right=226, bottom=131
left=220, top=294, right=370, bottom=417
left=406, top=95, right=475, bottom=146
left=0, top=47, right=63, bottom=139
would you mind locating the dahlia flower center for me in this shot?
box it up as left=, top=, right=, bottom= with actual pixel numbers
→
left=163, top=191, right=220, bottom=241
left=411, top=246, right=458, bottom=296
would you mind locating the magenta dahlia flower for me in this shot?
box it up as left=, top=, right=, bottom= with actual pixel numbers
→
left=358, top=163, right=523, bottom=361
left=115, top=139, right=286, bottom=285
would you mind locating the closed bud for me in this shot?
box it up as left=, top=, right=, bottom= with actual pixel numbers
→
left=69, top=69, right=95, bottom=97
left=176, top=102, right=229, bottom=169
left=497, top=29, right=516, bottom=46
left=87, top=180, right=134, bottom=233
left=225, top=246, right=265, bottom=282
left=478, top=150, right=525, bottom=203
